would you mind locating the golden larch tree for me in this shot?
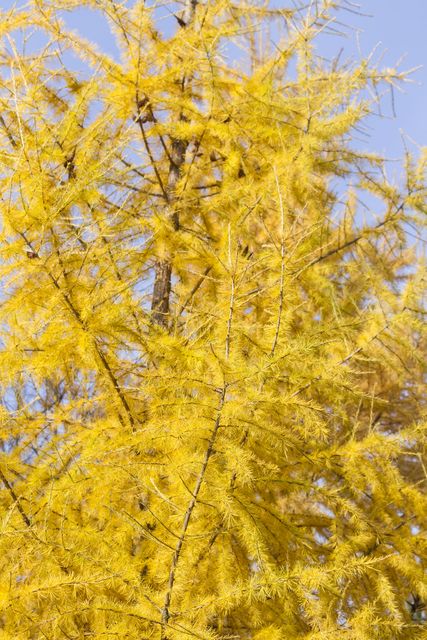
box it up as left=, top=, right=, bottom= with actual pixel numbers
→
left=0, top=1, right=426, bottom=638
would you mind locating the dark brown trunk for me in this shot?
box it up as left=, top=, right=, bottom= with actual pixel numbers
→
left=150, top=138, right=187, bottom=326
left=151, top=260, right=173, bottom=327
left=150, top=3, right=197, bottom=329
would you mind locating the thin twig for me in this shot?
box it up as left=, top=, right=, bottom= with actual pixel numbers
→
left=136, top=118, right=169, bottom=202
left=177, top=266, right=212, bottom=318
left=289, top=324, right=389, bottom=399
left=160, top=385, right=227, bottom=638
left=291, top=201, right=405, bottom=278
left=225, top=224, right=235, bottom=361
left=0, top=469, right=31, bottom=527
left=270, top=166, right=286, bottom=357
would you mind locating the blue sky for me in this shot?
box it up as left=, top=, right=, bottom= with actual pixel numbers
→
left=1, top=1, right=426, bottom=159
left=315, top=0, right=427, bottom=159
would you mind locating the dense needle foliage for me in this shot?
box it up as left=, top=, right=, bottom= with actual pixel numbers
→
left=0, top=1, right=426, bottom=638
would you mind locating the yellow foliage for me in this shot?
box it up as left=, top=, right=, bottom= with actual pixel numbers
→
left=0, top=0, right=425, bottom=639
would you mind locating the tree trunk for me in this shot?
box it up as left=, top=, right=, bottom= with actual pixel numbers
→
left=150, top=1, right=197, bottom=328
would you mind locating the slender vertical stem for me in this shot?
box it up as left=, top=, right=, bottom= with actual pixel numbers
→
left=160, top=386, right=226, bottom=639
left=271, top=166, right=286, bottom=357
left=160, top=221, right=233, bottom=635
left=225, top=223, right=236, bottom=361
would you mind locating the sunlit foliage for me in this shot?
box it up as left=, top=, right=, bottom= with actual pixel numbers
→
left=0, top=1, right=426, bottom=638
